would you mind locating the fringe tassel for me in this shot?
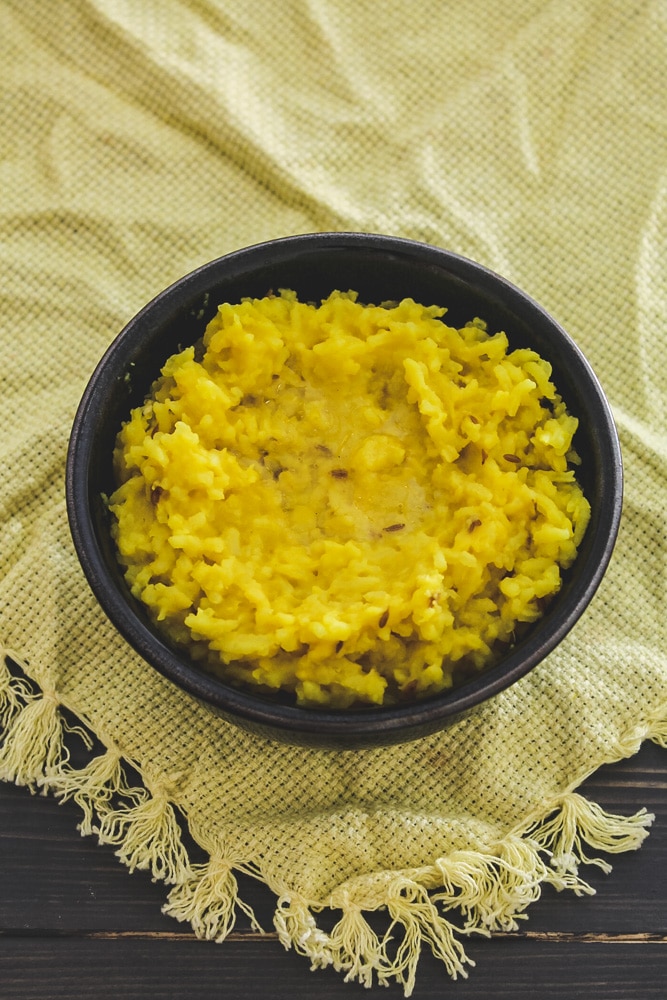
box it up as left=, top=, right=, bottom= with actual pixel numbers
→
left=381, top=876, right=471, bottom=995
left=164, top=856, right=262, bottom=941
left=432, top=839, right=547, bottom=933
left=0, top=692, right=64, bottom=789
left=275, top=894, right=334, bottom=971
left=95, top=784, right=191, bottom=885
left=528, top=791, right=653, bottom=878
left=277, top=878, right=472, bottom=998
left=326, top=903, right=385, bottom=988
left=0, top=647, right=37, bottom=732
left=648, top=714, right=667, bottom=749
left=44, top=748, right=146, bottom=836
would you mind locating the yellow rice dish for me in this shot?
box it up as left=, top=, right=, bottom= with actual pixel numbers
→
left=109, top=291, right=590, bottom=709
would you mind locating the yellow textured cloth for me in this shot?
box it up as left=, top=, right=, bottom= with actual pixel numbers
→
left=1, top=1, right=666, bottom=993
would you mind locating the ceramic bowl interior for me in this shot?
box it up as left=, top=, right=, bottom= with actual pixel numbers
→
left=66, top=233, right=623, bottom=749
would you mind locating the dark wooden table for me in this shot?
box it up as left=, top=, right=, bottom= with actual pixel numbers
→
left=1, top=740, right=665, bottom=999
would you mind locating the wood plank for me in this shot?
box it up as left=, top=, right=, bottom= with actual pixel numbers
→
left=0, top=936, right=666, bottom=1000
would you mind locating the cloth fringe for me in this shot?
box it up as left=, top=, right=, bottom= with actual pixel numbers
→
left=0, top=694, right=63, bottom=788
left=382, top=876, right=471, bottom=988
left=0, top=651, right=64, bottom=789
left=0, top=648, right=36, bottom=732
left=94, top=783, right=191, bottom=884
left=649, top=717, right=667, bottom=749
left=526, top=791, right=653, bottom=879
left=431, top=838, right=551, bottom=931
left=273, top=877, right=474, bottom=996
left=323, top=902, right=387, bottom=988
left=0, top=650, right=664, bottom=996
left=43, top=746, right=146, bottom=836
left=164, top=856, right=263, bottom=940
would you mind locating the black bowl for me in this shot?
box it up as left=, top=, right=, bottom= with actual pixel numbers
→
left=65, top=233, right=622, bottom=749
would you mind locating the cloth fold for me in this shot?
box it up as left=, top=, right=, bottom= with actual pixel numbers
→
left=1, top=1, right=666, bottom=993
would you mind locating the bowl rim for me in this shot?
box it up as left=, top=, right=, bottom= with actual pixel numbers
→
left=65, top=231, right=623, bottom=745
